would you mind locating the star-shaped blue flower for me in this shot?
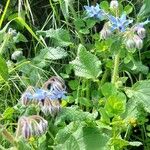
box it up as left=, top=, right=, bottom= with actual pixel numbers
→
left=33, top=89, right=47, bottom=100
left=48, top=88, right=67, bottom=100
left=108, top=14, right=133, bottom=32
left=84, top=3, right=104, bottom=19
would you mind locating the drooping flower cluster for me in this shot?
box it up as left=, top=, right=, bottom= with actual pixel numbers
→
left=123, top=20, right=149, bottom=50
left=84, top=1, right=149, bottom=51
left=16, top=115, right=48, bottom=139
left=21, top=76, right=66, bottom=116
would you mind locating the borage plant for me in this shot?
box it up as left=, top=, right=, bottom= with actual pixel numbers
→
left=0, top=0, right=150, bottom=150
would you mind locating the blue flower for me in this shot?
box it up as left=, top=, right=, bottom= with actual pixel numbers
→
left=84, top=3, right=104, bottom=19
left=33, top=89, right=47, bottom=100
left=48, top=88, right=67, bottom=100
left=108, top=14, right=133, bottom=32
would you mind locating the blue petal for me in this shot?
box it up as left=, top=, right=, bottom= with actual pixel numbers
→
left=120, top=14, right=127, bottom=23
left=109, top=15, right=117, bottom=24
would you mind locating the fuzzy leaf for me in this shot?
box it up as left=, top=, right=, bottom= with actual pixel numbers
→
left=125, top=80, right=150, bottom=113
left=70, top=44, right=102, bottom=79
left=55, top=106, right=95, bottom=125
left=39, top=47, right=68, bottom=60
left=138, top=0, right=150, bottom=19
left=54, top=126, right=109, bottom=150
left=38, top=28, right=72, bottom=47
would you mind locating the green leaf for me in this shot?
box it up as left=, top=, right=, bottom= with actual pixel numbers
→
left=3, top=107, right=14, bottom=119
left=101, top=83, right=118, bottom=98
left=55, top=122, right=80, bottom=144
left=85, top=19, right=96, bottom=29
left=138, top=0, right=150, bottom=20
left=55, top=106, right=95, bottom=125
left=70, top=44, right=102, bottom=79
left=59, top=0, right=74, bottom=19
left=100, top=1, right=109, bottom=12
left=122, top=100, right=138, bottom=122
left=74, top=18, right=85, bottom=30
left=79, top=28, right=90, bottom=35
left=124, top=5, right=133, bottom=14
left=54, top=127, right=109, bottom=150
left=38, top=28, right=72, bottom=47
left=125, top=80, right=150, bottom=113
left=68, top=80, right=79, bottom=90
left=39, top=47, right=68, bottom=60
left=13, top=32, right=28, bottom=43
left=105, top=92, right=126, bottom=117
left=0, top=56, right=8, bottom=81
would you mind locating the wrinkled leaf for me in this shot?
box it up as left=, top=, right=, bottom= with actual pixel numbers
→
left=38, top=28, right=72, bottom=47
left=39, top=47, right=68, bottom=60
left=54, top=126, right=109, bottom=150
left=125, top=80, right=150, bottom=113
left=70, top=44, right=102, bottom=79
left=55, top=106, right=95, bottom=125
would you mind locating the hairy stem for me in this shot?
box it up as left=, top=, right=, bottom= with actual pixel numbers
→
left=111, top=51, right=120, bottom=84
left=0, top=124, right=16, bottom=145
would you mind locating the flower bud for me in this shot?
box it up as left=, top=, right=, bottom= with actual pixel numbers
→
left=16, top=115, right=48, bottom=139
left=137, top=27, right=146, bottom=39
left=110, top=0, right=119, bottom=9
left=39, top=98, right=60, bottom=116
left=21, top=86, right=34, bottom=105
left=125, top=38, right=135, bottom=49
left=133, top=35, right=143, bottom=49
left=100, top=23, right=112, bottom=39
left=11, top=51, right=23, bottom=60
left=8, top=28, right=17, bottom=36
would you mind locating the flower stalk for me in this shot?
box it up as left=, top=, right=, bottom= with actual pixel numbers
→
left=111, top=50, right=120, bottom=84
left=0, top=124, right=16, bottom=145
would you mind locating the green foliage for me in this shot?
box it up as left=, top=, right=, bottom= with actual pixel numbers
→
left=38, top=28, right=72, bottom=47
left=38, top=47, right=68, bottom=60
left=105, top=92, right=126, bottom=117
left=125, top=80, right=150, bottom=113
left=55, top=106, right=95, bottom=125
left=70, top=44, right=102, bottom=79
left=0, top=0, right=150, bottom=149
left=54, top=126, right=109, bottom=150
left=0, top=56, right=8, bottom=81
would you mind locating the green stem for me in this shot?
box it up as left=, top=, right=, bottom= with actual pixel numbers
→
left=0, top=124, right=16, bottom=145
left=0, top=34, right=11, bottom=55
left=0, top=0, right=10, bottom=28
left=69, top=5, right=84, bottom=45
left=86, top=80, right=90, bottom=100
left=101, top=68, right=109, bottom=85
left=111, top=51, right=120, bottom=84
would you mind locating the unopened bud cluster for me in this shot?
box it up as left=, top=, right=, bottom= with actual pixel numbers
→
left=123, top=23, right=147, bottom=50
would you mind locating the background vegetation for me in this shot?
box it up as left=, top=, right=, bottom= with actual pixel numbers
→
left=0, top=0, right=150, bottom=149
